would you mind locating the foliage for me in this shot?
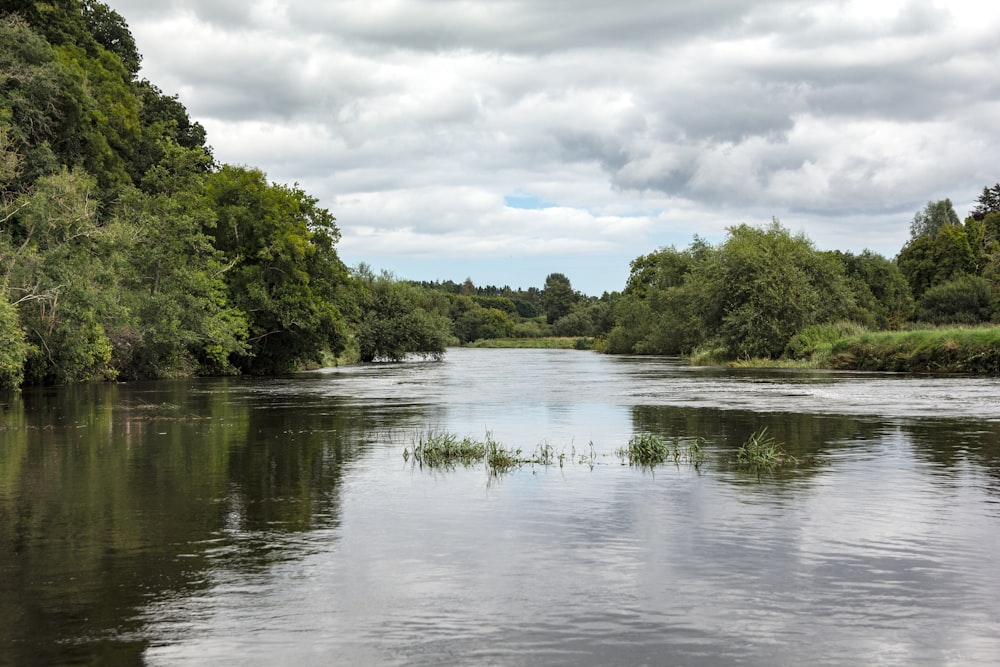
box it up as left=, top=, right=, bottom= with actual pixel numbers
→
left=207, top=165, right=348, bottom=373
left=972, top=183, right=1000, bottom=219
left=542, top=272, right=577, bottom=324
left=0, top=4, right=354, bottom=385
left=0, top=296, right=29, bottom=389
left=616, top=432, right=706, bottom=468
left=916, top=275, right=994, bottom=325
left=833, top=250, right=913, bottom=328
left=353, top=268, right=451, bottom=362
left=910, top=199, right=960, bottom=240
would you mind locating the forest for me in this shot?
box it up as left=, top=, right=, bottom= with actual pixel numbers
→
left=3, top=1, right=1000, bottom=390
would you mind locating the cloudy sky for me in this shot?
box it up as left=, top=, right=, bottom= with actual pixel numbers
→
left=110, top=0, right=1000, bottom=294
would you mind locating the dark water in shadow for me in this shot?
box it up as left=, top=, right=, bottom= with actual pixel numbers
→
left=2, top=348, right=999, bottom=665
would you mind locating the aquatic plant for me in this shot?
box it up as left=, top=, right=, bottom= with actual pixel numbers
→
left=617, top=433, right=707, bottom=469
left=405, top=430, right=563, bottom=474
left=407, top=430, right=487, bottom=468
left=735, top=428, right=797, bottom=469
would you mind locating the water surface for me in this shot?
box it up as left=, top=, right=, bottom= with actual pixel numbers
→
left=2, top=348, right=999, bottom=665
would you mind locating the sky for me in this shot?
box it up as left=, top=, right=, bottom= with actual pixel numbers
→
left=108, top=0, right=1000, bottom=295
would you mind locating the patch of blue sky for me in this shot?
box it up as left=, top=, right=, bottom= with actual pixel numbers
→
left=503, top=193, right=557, bottom=210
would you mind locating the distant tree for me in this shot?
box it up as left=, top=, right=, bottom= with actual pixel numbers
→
left=897, top=223, right=978, bottom=299
left=972, top=183, right=1000, bottom=219
left=542, top=272, right=576, bottom=324
left=691, top=221, right=856, bottom=359
left=910, top=199, right=960, bottom=239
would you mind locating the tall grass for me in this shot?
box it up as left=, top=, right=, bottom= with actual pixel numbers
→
left=826, top=326, right=1000, bottom=373
left=735, top=428, right=797, bottom=470
left=407, top=430, right=487, bottom=468
left=617, top=433, right=707, bottom=468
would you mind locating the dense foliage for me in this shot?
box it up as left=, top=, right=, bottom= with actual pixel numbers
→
left=604, top=221, right=913, bottom=359
left=0, top=2, right=357, bottom=387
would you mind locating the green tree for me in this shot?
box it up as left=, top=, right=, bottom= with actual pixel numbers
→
left=917, top=275, right=995, bottom=325
left=354, top=269, right=451, bottom=362
left=115, top=141, right=247, bottom=378
left=833, top=250, right=913, bottom=328
left=542, top=272, right=577, bottom=324
left=972, top=183, right=1000, bottom=219
left=690, top=222, right=856, bottom=359
left=897, top=223, right=978, bottom=299
left=3, top=167, right=117, bottom=384
left=0, top=296, right=29, bottom=389
left=910, top=199, right=960, bottom=239
left=207, top=166, right=348, bottom=373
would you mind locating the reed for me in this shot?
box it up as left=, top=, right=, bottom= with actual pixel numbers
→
left=617, top=433, right=707, bottom=468
left=735, top=428, right=797, bottom=469
left=407, top=430, right=486, bottom=468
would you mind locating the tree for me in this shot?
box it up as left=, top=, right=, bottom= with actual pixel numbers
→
left=114, top=141, right=248, bottom=378
left=972, top=183, right=1000, bottom=219
left=897, top=223, right=978, bottom=299
left=833, top=250, right=913, bottom=328
left=354, top=270, right=451, bottom=362
left=3, top=167, right=118, bottom=384
left=917, top=275, right=995, bottom=325
left=542, top=272, right=576, bottom=324
left=910, top=199, right=960, bottom=239
left=0, top=296, right=28, bottom=389
left=207, top=165, right=349, bottom=373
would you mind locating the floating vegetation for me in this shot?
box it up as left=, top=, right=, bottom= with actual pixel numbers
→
left=616, top=433, right=707, bottom=469
left=735, top=428, right=797, bottom=470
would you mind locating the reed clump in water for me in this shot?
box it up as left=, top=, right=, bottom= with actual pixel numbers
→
left=735, top=428, right=797, bottom=469
left=405, top=430, right=560, bottom=473
left=617, top=433, right=707, bottom=468
left=406, top=430, right=487, bottom=468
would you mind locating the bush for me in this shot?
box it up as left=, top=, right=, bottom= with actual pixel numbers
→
left=0, top=299, right=28, bottom=390
left=917, top=275, right=994, bottom=325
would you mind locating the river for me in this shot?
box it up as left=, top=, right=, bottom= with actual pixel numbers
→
left=2, top=348, right=999, bottom=665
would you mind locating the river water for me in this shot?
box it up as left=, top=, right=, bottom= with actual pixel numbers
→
left=2, top=348, right=999, bottom=666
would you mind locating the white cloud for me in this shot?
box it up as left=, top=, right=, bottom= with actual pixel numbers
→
left=111, top=0, right=1000, bottom=292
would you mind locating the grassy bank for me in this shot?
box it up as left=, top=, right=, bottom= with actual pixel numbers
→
left=692, top=324, right=1000, bottom=374
left=825, top=326, right=1000, bottom=373
left=466, top=337, right=594, bottom=350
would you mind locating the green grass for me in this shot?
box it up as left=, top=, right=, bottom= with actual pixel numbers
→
left=617, top=432, right=707, bottom=468
left=735, top=428, right=797, bottom=469
left=406, top=430, right=487, bottom=468
left=405, top=430, right=564, bottom=473
left=688, top=324, right=1000, bottom=375
left=826, top=325, right=1000, bottom=373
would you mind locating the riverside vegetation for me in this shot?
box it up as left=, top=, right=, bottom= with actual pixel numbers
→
left=4, top=1, right=1000, bottom=392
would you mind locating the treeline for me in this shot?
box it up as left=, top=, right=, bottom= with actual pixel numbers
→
left=604, top=188, right=1000, bottom=361
left=409, top=273, right=616, bottom=344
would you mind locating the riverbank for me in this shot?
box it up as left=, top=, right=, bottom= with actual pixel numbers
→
left=693, top=325, right=1000, bottom=374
